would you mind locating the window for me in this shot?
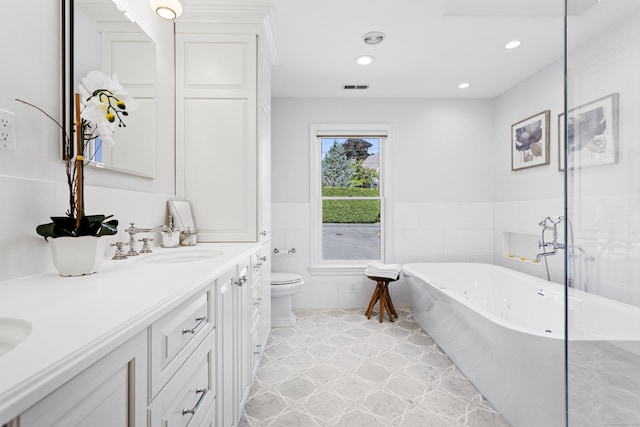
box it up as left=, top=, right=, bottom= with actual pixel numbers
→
left=309, top=124, right=391, bottom=274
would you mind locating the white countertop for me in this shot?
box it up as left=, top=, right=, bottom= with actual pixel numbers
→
left=0, top=242, right=259, bottom=423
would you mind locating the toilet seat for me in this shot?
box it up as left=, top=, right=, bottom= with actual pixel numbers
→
left=271, top=272, right=303, bottom=286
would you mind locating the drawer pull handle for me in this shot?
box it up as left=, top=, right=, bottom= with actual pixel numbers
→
left=254, top=297, right=262, bottom=306
left=260, top=256, right=267, bottom=262
left=182, top=316, right=207, bottom=334
left=182, top=388, right=208, bottom=415
left=235, top=275, right=248, bottom=286
left=254, top=344, right=263, bottom=355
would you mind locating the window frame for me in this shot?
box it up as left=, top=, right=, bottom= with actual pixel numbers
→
left=309, top=123, right=392, bottom=275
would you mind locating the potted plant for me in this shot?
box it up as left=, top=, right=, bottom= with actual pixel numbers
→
left=17, top=70, right=136, bottom=276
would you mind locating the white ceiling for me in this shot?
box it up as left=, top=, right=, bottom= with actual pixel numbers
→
left=265, top=0, right=637, bottom=99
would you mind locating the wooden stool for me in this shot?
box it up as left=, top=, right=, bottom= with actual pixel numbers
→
left=365, top=275, right=399, bottom=323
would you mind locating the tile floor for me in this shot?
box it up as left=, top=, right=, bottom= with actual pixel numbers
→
left=240, top=308, right=511, bottom=426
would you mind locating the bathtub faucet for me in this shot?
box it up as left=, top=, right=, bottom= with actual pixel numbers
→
left=536, top=216, right=565, bottom=262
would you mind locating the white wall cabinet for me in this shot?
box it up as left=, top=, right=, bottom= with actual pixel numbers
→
left=258, top=37, right=272, bottom=245
left=175, top=31, right=272, bottom=245
left=176, top=33, right=258, bottom=242
left=19, top=330, right=147, bottom=427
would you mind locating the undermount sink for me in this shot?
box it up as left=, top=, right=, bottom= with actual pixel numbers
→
left=0, top=318, right=32, bottom=357
left=139, top=249, right=224, bottom=264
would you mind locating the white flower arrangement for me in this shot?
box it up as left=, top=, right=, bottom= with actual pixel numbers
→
left=17, top=70, right=137, bottom=238
left=79, top=70, right=138, bottom=149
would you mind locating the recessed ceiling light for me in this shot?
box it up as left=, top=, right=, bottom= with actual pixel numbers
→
left=505, top=40, right=521, bottom=49
left=363, top=31, right=385, bottom=45
left=458, top=82, right=470, bottom=89
left=356, top=55, right=375, bottom=65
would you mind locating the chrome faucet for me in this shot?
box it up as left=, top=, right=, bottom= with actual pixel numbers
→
left=536, top=216, right=565, bottom=262
left=125, top=222, right=173, bottom=256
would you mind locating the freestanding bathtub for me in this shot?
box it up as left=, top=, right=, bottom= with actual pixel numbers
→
left=403, top=263, right=565, bottom=427
left=403, top=262, right=640, bottom=427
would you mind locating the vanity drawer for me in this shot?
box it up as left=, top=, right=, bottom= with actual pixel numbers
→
left=149, top=330, right=215, bottom=427
left=250, top=251, right=263, bottom=284
left=250, top=321, right=261, bottom=373
left=250, top=279, right=261, bottom=322
left=150, top=287, right=214, bottom=397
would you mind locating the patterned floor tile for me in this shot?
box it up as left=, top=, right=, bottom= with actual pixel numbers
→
left=241, top=309, right=511, bottom=426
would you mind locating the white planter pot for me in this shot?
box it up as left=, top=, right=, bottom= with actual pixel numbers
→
left=49, top=236, right=108, bottom=276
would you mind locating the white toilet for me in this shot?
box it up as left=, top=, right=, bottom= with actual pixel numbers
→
left=270, top=272, right=304, bottom=327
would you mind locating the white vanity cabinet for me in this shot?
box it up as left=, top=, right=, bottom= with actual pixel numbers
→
left=147, top=330, right=215, bottom=427
left=215, top=258, right=252, bottom=427
left=250, top=250, right=264, bottom=377
left=259, top=243, right=272, bottom=350
left=19, top=330, right=148, bottom=427
left=147, top=285, right=216, bottom=427
left=149, top=287, right=214, bottom=397
left=250, top=244, right=271, bottom=378
left=5, top=245, right=267, bottom=427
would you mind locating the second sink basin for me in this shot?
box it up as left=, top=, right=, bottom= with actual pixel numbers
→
left=0, top=318, right=32, bottom=358
left=140, top=249, right=224, bottom=264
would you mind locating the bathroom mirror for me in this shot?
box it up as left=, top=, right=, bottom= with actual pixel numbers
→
left=65, top=0, right=158, bottom=178
left=169, top=200, right=197, bottom=232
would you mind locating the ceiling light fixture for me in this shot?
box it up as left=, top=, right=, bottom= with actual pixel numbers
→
left=356, top=55, right=374, bottom=65
left=363, top=31, right=385, bottom=45
left=505, top=40, right=521, bottom=49
left=458, top=82, right=470, bottom=89
left=149, top=0, right=183, bottom=20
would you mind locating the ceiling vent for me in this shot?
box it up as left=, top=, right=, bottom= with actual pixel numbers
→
left=343, top=84, right=370, bottom=90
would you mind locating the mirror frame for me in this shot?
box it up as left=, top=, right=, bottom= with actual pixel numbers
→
left=62, top=0, right=158, bottom=178
left=168, top=200, right=197, bottom=232
left=61, top=0, right=73, bottom=163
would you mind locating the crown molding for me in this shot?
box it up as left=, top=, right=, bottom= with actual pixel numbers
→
left=176, top=2, right=280, bottom=65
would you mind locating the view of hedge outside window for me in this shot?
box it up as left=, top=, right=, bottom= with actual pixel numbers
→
left=321, top=137, right=381, bottom=260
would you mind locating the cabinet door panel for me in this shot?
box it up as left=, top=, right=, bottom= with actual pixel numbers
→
left=183, top=98, right=256, bottom=241
left=184, top=42, right=247, bottom=88
left=150, top=289, right=213, bottom=397
left=236, top=262, right=251, bottom=416
left=176, top=33, right=258, bottom=242
left=216, top=270, right=236, bottom=427
left=148, top=332, right=214, bottom=427
left=20, top=331, right=147, bottom=427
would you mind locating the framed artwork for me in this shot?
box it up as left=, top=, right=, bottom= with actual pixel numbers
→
left=558, top=92, right=619, bottom=171
left=511, top=110, right=550, bottom=171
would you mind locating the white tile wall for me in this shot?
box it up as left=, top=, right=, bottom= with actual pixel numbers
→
left=274, top=201, right=496, bottom=309
left=493, top=198, right=564, bottom=283
left=0, top=175, right=172, bottom=281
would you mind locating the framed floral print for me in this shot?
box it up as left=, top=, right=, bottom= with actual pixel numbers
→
left=511, top=110, right=550, bottom=171
left=558, top=93, right=619, bottom=171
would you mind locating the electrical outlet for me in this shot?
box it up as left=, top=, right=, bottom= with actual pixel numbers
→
left=349, top=283, right=356, bottom=294
left=0, top=109, right=16, bottom=150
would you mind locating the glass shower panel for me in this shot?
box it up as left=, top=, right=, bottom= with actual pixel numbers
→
left=566, top=1, right=640, bottom=425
